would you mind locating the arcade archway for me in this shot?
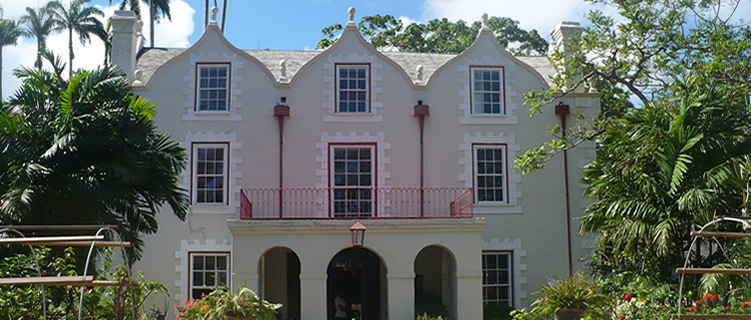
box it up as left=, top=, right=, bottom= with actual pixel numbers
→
left=259, top=247, right=301, bottom=320
left=414, top=245, right=457, bottom=318
left=327, top=247, right=387, bottom=320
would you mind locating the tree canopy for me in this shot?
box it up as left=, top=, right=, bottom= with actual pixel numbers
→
left=317, top=14, right=548, bottom=56
left=0, top=55, right=189, bottom=260
left=516, top=0, right=751, bottom=286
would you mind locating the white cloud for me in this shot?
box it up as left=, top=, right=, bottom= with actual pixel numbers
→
left=398, top=15, right=420, bottom=26
left=2, top=0, right=195, bottom=100
left=420, top=0, right=601, bottom=39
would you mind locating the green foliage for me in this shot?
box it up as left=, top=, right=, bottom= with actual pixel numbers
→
left=48, top=0, right=107, bottom=78
left=0, top=247, right=168, bottom=319
left=175, top=285, right=281, bottom=320
left=318, top=15, right=547, bottom=56
left=416, top=313, right=446, bottom=320
left=0, top=53, right=189, bottom=261
left=580, top=72, right=751, bottom=284
left=517, top=0, right=751, bottom=173
left=529, top=273, right=608, bottom=317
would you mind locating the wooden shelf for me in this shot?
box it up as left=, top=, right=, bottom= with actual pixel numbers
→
left=672, top=315, right=751, bottom=319
left=0, top=276, right=137, bottom=287
left=39, top=240, right=131, bottom=247
left=691, top=231, right=751, bottom=238
left=0, top=225, right=119, bottom=231
left=676, top=268, right=751, bottom=275
left=0, top=276, right=94, bottom=286
left=0, top=235, right=104, bottom=245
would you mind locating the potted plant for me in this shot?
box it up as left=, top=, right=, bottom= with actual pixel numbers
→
left=176, top=285, right=281, bottom=320
left=530, top=273, right=607, bottom=320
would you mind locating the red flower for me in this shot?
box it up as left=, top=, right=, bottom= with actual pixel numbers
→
left=726, top=306, right=731, bottom=310
left=618, top=316, right=625, bottom=320
left=687, top=306, right=697, bottom=312
left=624, top=294, right=633, bottom=302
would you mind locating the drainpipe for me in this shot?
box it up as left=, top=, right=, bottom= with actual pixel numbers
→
left=274, top=98, right=290, bottom=218
left=414, top=101, right=429, bottom=217
left=555, top=102, right=574, bottom=276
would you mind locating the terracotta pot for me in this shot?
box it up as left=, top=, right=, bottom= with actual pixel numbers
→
left=554, top=308, right=586, bottom=320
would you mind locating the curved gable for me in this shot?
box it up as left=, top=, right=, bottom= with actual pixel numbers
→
left=426, top=27, right=550, bottom=90
left=138, top=23, right=278, bottom=88
left=288, top=23, right=416, bottom=89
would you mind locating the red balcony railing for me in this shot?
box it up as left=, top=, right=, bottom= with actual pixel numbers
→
left=240, top=187, right=472, bottom=219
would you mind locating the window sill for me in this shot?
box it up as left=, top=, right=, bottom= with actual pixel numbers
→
left=323, top=114, right=383, bottom=123
left=183, top=112, right=241, bottom=121
left=190, top=204, right=234, bottom=215
left=473, top=203, right=522, bottom=215
left=460, top=114, right=517, bottom=125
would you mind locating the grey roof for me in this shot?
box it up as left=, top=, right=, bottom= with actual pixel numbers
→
left=136, top=47, right=553, bottom=87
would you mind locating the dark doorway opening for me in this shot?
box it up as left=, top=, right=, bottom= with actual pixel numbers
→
left=260, top=247, right=301, bottom=320
left=327, top=247, right=386, bottom=320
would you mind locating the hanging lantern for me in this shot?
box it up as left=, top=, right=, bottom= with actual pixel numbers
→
left=349, top=221, right=366, bottom=247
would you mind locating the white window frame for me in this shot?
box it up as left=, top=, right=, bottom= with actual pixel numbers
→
left=470, top=66, right=505, bottom=116
left=196, top=63, right=230, bottom=113
left=473, top=144, right=507, bottom=204
left=329, top=144, right=375, bottom=217
left=482, top=251, right=513, bottom=306
left=335, top=64, right=370, bottom=114
left=193, top=143, right=229, bottom=205
left=189, top=252, right=230, bottom=299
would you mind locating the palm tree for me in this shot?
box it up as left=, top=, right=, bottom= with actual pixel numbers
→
left=49, top=0, right=106, bottom=79
left=1, top=54, right=189, bottom=261
left=110, top=0, right=171, bottom=47
left=580, top=72, right=751, bottom=283
left=20, top=3, right=60, bottom=70
left=0, top=18, right=23, bottom=99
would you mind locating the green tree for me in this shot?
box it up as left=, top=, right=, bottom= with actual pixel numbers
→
left=110, top=0, right=172, bottom=48
left=0, top=55, right=189, bottom=260
left=317, top=14, right=548, bottom=56
left=20, top=3, right=61, bottom=70
left=581, top=73, right=751, bottom=282
left=516, top=0, right=751, bottom=285
left=49, top=0, right=107, bottom=79
left=0, top=16, right=23, bottom=99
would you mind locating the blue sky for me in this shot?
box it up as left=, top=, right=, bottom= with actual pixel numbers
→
left=2, top=0, right=601, bottom=98
left=2, top=0, right=749, bottom=99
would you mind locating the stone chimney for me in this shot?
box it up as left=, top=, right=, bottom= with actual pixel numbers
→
left=109, top=11, right=141, bottom=83
left=549, top=21, right=585, bottom=92
left=549, top=21, right=583, bottom=55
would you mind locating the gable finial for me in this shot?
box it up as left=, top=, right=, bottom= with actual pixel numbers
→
left=348, top=7, right=356, bottom=24
left=211, top=6, right=219, bottom=22
left=481, top=13, right=489, bottom=28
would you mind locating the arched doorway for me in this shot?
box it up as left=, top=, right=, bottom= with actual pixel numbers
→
left=259, top=247, right=301, bottom=320
left=414, top=245, right=457, bottom=318
left=327, top=247, right=387, bottom=320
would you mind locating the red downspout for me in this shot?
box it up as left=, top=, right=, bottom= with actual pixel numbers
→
left=414, top=101, right=429, bottom=217
left=274, top=100, right=290, bottom=218
left=555, top=102, right=574, bottom=276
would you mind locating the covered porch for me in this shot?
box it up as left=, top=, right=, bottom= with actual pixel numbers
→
left=227, top=218, right=485, bottom=320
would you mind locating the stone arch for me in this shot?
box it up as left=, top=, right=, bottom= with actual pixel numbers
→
left=258, top=246, right=301, bottom=320
left=414, top=244, right=457, bottom=318
left=327, top=247, right=387, bottom=320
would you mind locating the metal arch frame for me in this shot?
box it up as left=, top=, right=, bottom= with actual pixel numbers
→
left=675, top=217, right=751, bottom=319
left=0, top=228, right=47, bottom=320
left=78, top=226, right=136, bottom=320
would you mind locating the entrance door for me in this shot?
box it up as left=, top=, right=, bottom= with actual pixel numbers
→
left=327, top=248, right=386, bottom=320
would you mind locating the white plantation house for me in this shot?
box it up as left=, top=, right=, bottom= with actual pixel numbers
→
left=111, top=7, right=599, bottom=320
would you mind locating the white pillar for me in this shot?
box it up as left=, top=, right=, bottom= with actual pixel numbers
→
left=387, top=271, right=415, bottom=320
left=300, top=272, right=327, bottom=320
left=456, top=270, right=483, bottom=319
